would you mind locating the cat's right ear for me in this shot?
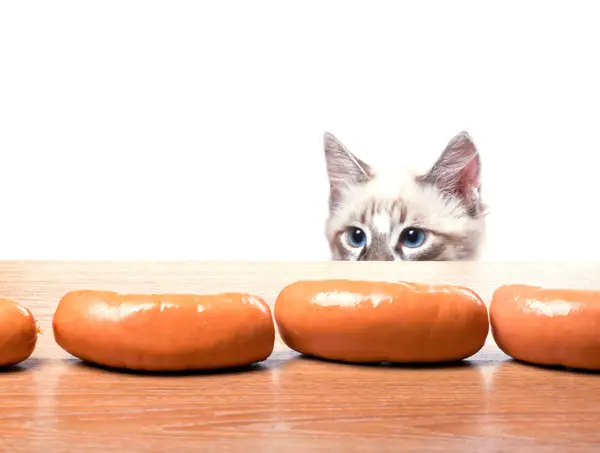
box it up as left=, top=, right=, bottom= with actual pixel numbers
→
left=419, top=130, right=483, bottom=215
left=323, top=132, right=373, bottom=210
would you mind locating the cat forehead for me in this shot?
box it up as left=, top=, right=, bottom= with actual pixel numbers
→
left=328, top=173, right=471, bottom=237
left=349, top=168, right=441, bottom=214
left=346, top=168, right=416, bottom=204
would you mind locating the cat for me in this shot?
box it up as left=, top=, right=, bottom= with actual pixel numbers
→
left=323, top=131, right=487, bottom=261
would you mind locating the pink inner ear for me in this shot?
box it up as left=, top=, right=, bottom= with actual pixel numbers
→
left=456, top=153, right=481, bottom=207
left=424, top=132, right=483, bottom=210
left=461, top=153, right=481, bottom=190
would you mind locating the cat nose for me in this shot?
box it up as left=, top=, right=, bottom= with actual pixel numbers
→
left=361, top=248, right=395, bottom=261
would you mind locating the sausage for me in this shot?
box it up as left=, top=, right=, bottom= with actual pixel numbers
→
left=0, top=298, right=39, bottom=367
left=274, top=279, right=489, bottom=364
left=490, top=284, right=600, bottom=371
left=52, top=290, right=275, bottom=372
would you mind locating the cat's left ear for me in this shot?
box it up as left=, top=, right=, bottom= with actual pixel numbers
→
left=420, top=131, right=482, bottom=214
left=323, top=132, right=374, bottom=210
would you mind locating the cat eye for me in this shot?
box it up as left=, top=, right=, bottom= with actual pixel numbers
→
left=399, top=228, right=426, bottom=248
left=344, top=227, right=367, bottom=248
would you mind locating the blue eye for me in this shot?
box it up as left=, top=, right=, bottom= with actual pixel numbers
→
left=399, top=228, right=426, bottom=248
left=345, top=227, right=367, bottom=248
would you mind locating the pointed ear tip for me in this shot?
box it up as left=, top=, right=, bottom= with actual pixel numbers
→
left=457, top=130, right=473, bottom=140
left=323, top=131, right=339, bottom=144
left=323, top=132, right=346, bottom=155
left=450, top=130, right=479, bottom=155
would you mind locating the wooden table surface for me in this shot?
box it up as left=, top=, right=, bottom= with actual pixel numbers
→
left=2, top=260, right=600, bottom=452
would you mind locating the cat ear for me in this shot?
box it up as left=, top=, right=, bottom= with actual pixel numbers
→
left=324, top=132, right=373, bottom=208
left=421, top=131, right=482, bottom=212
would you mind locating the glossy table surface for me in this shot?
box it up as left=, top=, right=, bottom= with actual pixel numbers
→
left=2, top=261, right=600, bottom=452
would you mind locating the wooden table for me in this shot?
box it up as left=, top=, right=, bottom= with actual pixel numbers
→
left=2, top=261, right=600, bottom=452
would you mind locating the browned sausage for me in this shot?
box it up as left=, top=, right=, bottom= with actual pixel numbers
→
left=52, top=290, right=275, bottom=372
left=0, top=298, right=39, bottom=367
left=490, top=284, right=600, bottom=371
left=274, top=279, right=489, bottom=364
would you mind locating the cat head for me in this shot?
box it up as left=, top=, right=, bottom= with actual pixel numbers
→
left=323, top=131, right=487, bottom=261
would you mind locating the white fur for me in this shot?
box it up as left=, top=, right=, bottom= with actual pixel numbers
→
left=327, top=171, right=476, bottom=240
left=324, top=131, right=487, bottom=261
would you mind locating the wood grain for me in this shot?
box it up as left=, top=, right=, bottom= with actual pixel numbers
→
left=1, top=260, right=600, bottom=452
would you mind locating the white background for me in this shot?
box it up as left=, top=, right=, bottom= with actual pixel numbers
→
left=1, top=1, right=598, bottom=261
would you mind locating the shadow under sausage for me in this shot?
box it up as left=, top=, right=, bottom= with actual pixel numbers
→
left=290, top=353, right=478, bottom=370
left=507, top=357, right=600, bottom=376
left=0, top=357, right=47, bottom=374
left=66, top=358, right=272, bottom=377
